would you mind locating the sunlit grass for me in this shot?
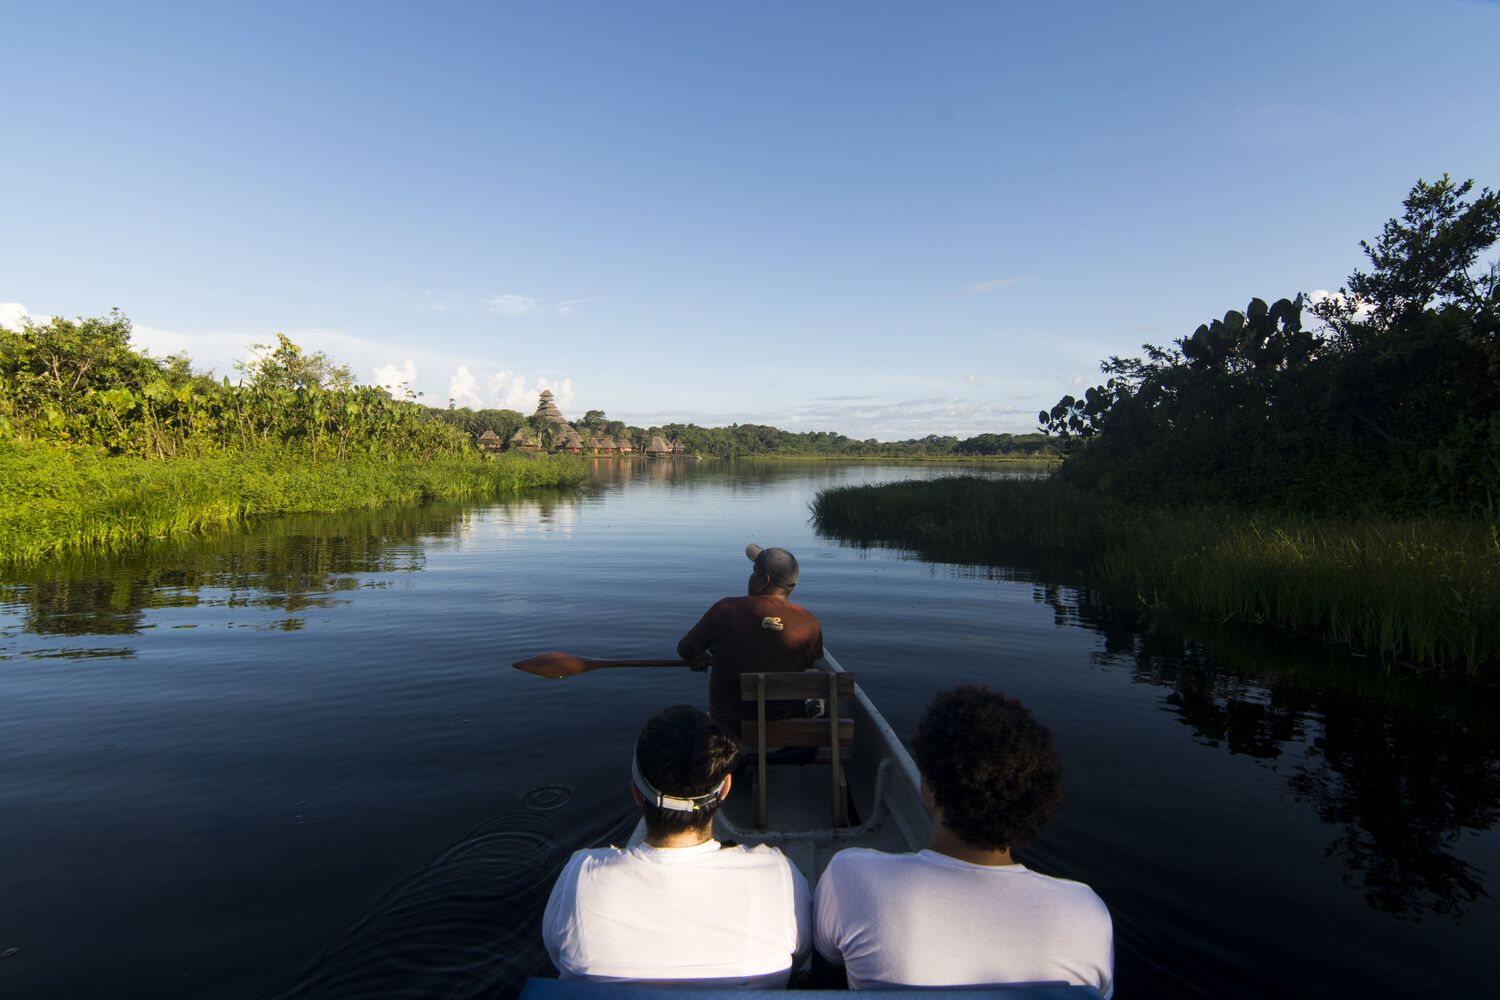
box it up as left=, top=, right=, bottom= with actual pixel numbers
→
left=0, top=441, right=585, bottom=564
left=812, top=476, right=1499, bottom=673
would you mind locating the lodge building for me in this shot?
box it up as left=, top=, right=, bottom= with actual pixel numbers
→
left=480, top=390, right=673, bottom=456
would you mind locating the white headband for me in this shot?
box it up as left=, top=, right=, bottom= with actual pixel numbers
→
left=631, top=753, right=728, bottom=813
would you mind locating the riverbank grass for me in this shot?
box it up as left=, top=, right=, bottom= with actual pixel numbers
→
left=812, top=477, right=1499, bottom=673
left=0, top=441, right=585, bottom=564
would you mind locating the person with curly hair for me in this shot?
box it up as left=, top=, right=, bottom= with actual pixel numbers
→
left=814, top=686, right=1113, bottom=995
left=542, top=704, right=811, bottom=986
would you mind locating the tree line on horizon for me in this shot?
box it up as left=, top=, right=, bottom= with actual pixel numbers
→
left=0, top=311, right=1056, bottom=463
left=433, top=403, right=1059, bottom=460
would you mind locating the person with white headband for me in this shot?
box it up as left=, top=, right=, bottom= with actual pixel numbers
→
left=541, top=704, right=812, bottom=986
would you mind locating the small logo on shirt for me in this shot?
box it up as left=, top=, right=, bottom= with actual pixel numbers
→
left=760, top=616, right=784, bottom=631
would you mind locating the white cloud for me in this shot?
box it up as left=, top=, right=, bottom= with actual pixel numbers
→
left=0, top=302, right=32, bottom=328
left=373, top=360, right=418, bottom=398
left=964, top=373, right=986, bottom=387
left=458, top=370, right=577, bottom=413
left=130, top=323, right=266, bottom=377
left=449, top=365, right=483, bottom=408
left=486, top=370, right=533, bottom=410
left=1306, top=288, right=1374, bottom=324
left=967, top=277, right=1036, bottom=294
left=487, top=294, right=540, bottom=316
left=556, top=298, right=588, bottom=317
left=788, top=395, right=1027, bottom=440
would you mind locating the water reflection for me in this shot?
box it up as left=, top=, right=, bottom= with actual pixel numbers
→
left=821, top=528, right=1500, bottom=922
left=581, top=455, right=1046, bottom=491
left=0, top=496, right=582, bottom=646
left=1082, top=590, right=1497, bottom=920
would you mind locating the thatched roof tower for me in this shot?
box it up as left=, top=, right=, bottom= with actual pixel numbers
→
left=532, top=389, right=569, bottom=425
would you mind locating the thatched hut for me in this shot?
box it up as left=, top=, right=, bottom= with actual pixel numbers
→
left=476, top=429, right=504, bottom=454
left=557, top=425, right=584, bottom=454
left=646, top=435, right=672, bottom=457
left=509, top=428, right=541, bottom=452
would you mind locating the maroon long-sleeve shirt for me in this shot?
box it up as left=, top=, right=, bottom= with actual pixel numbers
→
left=677, top=594, right=824, bottom=731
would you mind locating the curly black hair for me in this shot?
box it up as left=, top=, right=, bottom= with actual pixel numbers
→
left=912, top=686, right=1064, bottom=851
left=635, top=704, right=742, bottom=837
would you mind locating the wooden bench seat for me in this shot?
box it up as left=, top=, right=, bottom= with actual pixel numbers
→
left=740, top=670, right=855, bottom=828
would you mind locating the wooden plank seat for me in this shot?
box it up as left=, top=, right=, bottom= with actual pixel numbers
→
left=740, top=671, right=855, bottom=829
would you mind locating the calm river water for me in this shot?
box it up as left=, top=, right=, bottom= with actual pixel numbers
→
left=2, top=459, right=1497, bottom=998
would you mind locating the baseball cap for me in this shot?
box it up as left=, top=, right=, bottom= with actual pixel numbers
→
left=745, top=542, right=800, bottom=588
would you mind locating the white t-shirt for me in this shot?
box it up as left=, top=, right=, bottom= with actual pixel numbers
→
left=814, top=848, right=1113, bottom=996
left=542, top=839, right=812, bottom=988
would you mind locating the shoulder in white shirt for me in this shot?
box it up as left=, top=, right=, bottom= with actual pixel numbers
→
left=543, top=839, right=812, bottom=988
left=814, top=848, right=1113, bottom=996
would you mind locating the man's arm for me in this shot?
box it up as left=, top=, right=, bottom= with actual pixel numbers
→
left=811, top=858, right=848, bottom=987
left=539, top=854, right=583, bottom=975
left=676, top=602, right=722, bottom=670
left=789, top=861, right=813, bottom=967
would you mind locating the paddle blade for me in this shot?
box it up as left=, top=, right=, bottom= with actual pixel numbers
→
left=512, top=652, right=594, bottom=678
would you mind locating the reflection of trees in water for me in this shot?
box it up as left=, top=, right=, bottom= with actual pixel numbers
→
left=0, top=502, right=462, bottom=639
left=0, top=495, right=588, bottom=647
left=1289, top=706, right=1498, bottom=919
left=1039, top=581, right=1500, bottom=921
left=816, top=526, right=1500, bottom=920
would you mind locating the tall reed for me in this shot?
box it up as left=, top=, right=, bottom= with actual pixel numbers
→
left=812, top=477, right=1499, bottom=673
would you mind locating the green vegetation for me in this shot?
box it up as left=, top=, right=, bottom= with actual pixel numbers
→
left=814, top=477, right=1498, bottom=672
left=0, top=316, right=474, bottom=461
left=816, top=177, right=1500, bottom=673
left=0, top=313, right=583, bottom=562
left=1042, top=176, right=1500, bottom=515
left=0, top=440, right=582, bottom=564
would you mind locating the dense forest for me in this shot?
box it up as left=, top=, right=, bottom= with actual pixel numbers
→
left=1040, top=176, right=1500, bottom=515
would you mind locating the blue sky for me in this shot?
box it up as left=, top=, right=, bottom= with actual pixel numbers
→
left=2, top=1, right=1496, bottom=439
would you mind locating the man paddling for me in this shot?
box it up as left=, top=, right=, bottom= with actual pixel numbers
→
left=814, top=686, right=1114, bottom=996
left=541, top=704, right=811, bottom=986
left=677, top=543, right=824, bottom=731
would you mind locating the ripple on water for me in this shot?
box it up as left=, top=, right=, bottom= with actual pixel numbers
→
left=521, top=784, right=574, bottom=811
left=258, top=810, right=565, bottom=1000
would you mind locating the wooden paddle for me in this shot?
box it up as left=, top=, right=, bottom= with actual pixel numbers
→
left=511, top=651, right=699, bottom=678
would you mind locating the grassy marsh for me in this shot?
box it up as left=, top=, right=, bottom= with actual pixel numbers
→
left=0, top=441, right=585, bottom=565
left=812, top=476, right=1499, bottom=673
